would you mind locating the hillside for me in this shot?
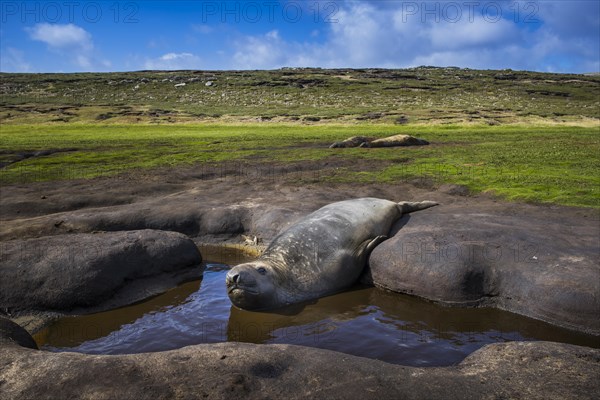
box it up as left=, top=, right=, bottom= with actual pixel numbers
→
left=1, top=67, right=598, bottom=125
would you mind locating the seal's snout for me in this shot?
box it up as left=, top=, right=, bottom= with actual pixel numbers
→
left=227, top=272, right=240, bottom=284
left=226, top=268, right=257, bottom=290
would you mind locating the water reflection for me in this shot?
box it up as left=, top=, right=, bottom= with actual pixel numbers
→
left=36, top=247, right=600, bottom=367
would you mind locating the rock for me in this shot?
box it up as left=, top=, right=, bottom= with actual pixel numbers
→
left=200, top=206, right=247, bottom=235
left=0, top=341, right=598, bottom=399
left=365, top=211, right=600, bottom=335
left=0, top=230, right=203, bottom=313
left=1, top=183, right=596, bottom=335
left=249, top=207, right=304, bottom=240
left=394, top=116, right=409, bottom=125
left=356, top=112, right=383, bottom=120
left=0, top=316, right=38, bottom=350
left=205, top=81, right=214, bottom=87
left=174, top=83, right=186, bottom=87
left=0, top=193, right=307, bottom=245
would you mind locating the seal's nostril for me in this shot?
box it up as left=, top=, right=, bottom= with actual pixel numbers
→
left=232, top=273, right=240, bottom=283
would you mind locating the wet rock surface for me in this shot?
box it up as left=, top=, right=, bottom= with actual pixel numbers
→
left=0, top=230, right=203, bottom=313
left=365, top=208, right=600, bottom=335
left=1, top=177, right=598, bottom=336
left=1, top=178, right=598, bottom=335
left=0, top=170, right=598, bottom=398
left=0, top=339, right=598, bottom=400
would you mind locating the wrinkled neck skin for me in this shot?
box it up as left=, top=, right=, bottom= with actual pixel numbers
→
left=258, top=255, right=299, bottom=308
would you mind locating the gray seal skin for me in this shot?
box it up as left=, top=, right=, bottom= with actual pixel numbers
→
left=329, top=136, right=373, bottom=148
left=360, top=134, right=429, bottom=148
left=226, top=198, right=438, bottom=310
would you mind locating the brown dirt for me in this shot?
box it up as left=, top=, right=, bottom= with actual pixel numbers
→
left=0, top=158, right=596, bottom=225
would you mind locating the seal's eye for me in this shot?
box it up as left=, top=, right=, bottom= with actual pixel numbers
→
left=257, top=267, right=267, bottom=275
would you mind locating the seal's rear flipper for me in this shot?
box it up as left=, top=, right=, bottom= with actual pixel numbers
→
left=397, top=201, right=438, bottom=214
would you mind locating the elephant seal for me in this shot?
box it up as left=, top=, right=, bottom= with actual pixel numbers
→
left=226, top=198, right=437, bottom=310
left=329, top=134, right=429, bottom=149
left=329, top=136, right=373, bottom=148
left=360, top=134, right=429, bottom=148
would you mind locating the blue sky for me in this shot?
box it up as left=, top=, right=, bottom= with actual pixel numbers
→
left=1, top=0, right=598, bottom=73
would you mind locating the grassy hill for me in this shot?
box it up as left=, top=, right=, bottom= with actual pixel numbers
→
left=1, top=67, right=598, bottom=125
left=0, top=68, right=598, bottom=208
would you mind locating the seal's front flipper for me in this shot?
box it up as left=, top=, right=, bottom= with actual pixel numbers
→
left=366, top=235, right=388, bottom=253
left=356, top=235, right=388, bottom=260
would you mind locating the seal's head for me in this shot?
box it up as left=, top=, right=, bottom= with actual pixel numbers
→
left=226, top=262, right=278, bottom=310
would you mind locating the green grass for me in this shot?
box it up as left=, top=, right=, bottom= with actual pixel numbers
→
left=1, top=123, right=598, bottom=208
left=1, top=68, right=598, bottom=208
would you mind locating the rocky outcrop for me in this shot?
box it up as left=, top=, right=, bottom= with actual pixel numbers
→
left=1, top=187, right=597, bottom=337
left=0, top=194, right=305, bottom=244
left=0, top=230, right=203, bottom=313
left=0, top=340, right=598, bottom=399
left=364, top=210, right=600, bottom=335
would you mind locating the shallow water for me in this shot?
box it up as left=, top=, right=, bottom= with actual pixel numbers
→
left=35, top=246, right=600, bottom=367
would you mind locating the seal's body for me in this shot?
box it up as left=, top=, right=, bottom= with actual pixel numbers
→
left=329, top=136, right=373, bottom=148
left=360, top=134, right=429, bottom=148
left=226, top=198, right=437, bottom=310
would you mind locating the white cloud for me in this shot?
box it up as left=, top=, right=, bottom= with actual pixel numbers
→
left=227, top=0, right=598, bottom=72
left=327, top=3, right=399, bottom=67
left=0, top=48, right=31, bottom=72
left=26, top=23, right=92, bottom=50
left=231, top=30, right=331, bottom=69
left=144, top=52, right=202, bottom=70
left=24, top=23, right=112, bottom=71
left=232, top=30, right=286, bottom=69
left=429, top=17, right=520, bottom=50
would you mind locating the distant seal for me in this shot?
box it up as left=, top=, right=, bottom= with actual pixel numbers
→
left=329, top=134, right=429, bottom=149
left=226, top=198, right=437, bottom=310
left=360, top=134, right=429, bottom=148
left=329, top=136, right=373, bottom=148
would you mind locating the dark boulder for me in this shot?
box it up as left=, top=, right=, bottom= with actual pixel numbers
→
left=0, top=230, right=203, bottom=312
left=0, top=316, right=38, bottom=350
left=365, top=211, right=600, bottom=335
